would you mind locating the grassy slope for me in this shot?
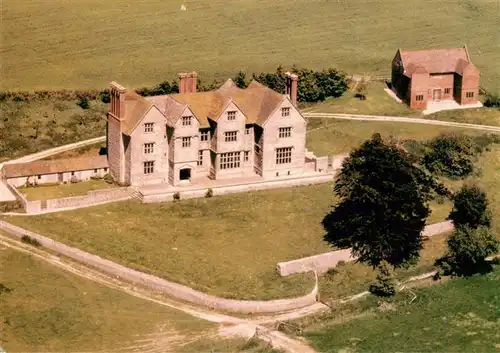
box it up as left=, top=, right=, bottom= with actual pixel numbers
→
left=2, top=0, right=499, bottom=94
left=0, top=100, right=106, bottom=161
left=0, top=246, right=214, bottom=352
left=18, top=180, right=116, bottom=201
left=304, top=264, right=500, bottom=353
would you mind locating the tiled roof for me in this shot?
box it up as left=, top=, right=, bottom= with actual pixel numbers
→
left=162, top=79, right=285, bottom=127
left=122, top=92, right=153, bottom=135
left=118, top=78, right=286, bottom=131
left=401, top=46, right=472, bottom=76
left=3, top=156, right=108, bottom=178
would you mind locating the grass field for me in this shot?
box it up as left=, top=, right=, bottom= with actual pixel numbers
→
left=0, top=246, right=215, bottom=352
left=303, top=264, right=500, bottom=352
left=306, top=118, right=490, bottom=156
left=304, top=81, right=414, bottom=116
left=18, top=179, right=116, bottom=201
left=0, top=243, right=284, bottom=352
left=424, top=108, right=500, bottom=127
left=3, top=124, right=497, bottom=300
left=2, top=0, right=499, bottom=94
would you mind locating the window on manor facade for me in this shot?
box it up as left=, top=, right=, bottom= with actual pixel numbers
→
left=182, top=137, right=191, bottom=148
left=244, top=151, right=249, bottom=162
left=181, top=116, right=192, bottom=126
left=227, top=111, right=236, bottom=120
left=200, top=130, right=209, bottom=141
left=416, top=95, right=424, bottom=101
left=220, top=152, right=241, bottom=170
left=276, top=147, right=292, bottom=165
left=445, top=88, right=451, bottom=94
left=225, top=131, right=238, bottom=142
left=144, top=122, right=154, bottom=133
left=143, top=161, right=155, bottom=174
left=281, top=107, right=290, bottom=117
left=278, top=127, right=292, bottom=138
left=245, top=127, right=251, bottom=135
left=144, top=142, right=154, bottom=154
left=197, top=150, right=203, bottom=166
left=466, top=91, right=474, bottom=98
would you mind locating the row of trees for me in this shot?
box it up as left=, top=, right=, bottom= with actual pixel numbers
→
left=131, top=65, right=349, bottom=103
left=322, top=133, right=499, bottom=296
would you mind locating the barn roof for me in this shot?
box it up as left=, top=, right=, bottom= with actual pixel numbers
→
left=400, top=46, right=476, bottom=76
left=2, top=156, right=108, bottom=178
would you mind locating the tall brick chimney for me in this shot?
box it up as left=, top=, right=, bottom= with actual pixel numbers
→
left=285, top=72, right=298, bottom=107
left=178, top=72, right=188, bottom=93
left=107, top=81, right=127, bottom=185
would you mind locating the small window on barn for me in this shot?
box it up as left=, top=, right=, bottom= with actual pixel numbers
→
left=444, top=88, right=451, bottom=94
left=71, top=171, right=75, bottom=176
left=94, top=169, right=98, bottom=173
left=416, top=95, right=424, bottom=101
left=104, top=168, right=108, bottom=172
left=466, top=91, right=474, bottom=98
left=37, top=175, right=42, bottom=180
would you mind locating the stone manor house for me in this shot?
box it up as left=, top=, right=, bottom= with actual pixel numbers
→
left=107, top=72, right=317, bottom=187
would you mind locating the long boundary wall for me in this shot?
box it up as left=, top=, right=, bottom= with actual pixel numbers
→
left=141, top=172, right=341, bottom=204
left=277, top=220, right=455, bottom=276
left=0, top=221, right=318, bottom=314
left=45, top=188, right=132, bottom=210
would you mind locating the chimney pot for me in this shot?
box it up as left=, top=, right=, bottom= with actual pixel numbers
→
left=178, top=73, right=188, bottom=94
left=109, top=81, right=126, bottom=119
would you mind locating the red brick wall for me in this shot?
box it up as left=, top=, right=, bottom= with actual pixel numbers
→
left=428, top=74, right=454, bottom=100
left=460, top=65, right=480, bottom=105
left=409, top=73, right=429, bottom=109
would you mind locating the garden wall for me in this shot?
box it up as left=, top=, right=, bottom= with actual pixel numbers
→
left=44, top=188, right=132, bottom=210
left=0, top=221, right=318, bottom=314
left=276, top=220, right=455, bottom=276
left=142, top=173, right=337, bottom=203
left=5, top=180, right=41, bottom=213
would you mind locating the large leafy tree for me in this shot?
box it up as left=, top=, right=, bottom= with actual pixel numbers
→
left=322, top=133, right=448, bottom=268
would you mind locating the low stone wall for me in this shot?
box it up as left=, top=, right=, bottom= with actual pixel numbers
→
left=5, top=180, right=41, bottom=213
left=0, top=221, right=318, bottom=314
left=44, top=187, right=132, bottom=210
left=142, top=174, right=336, bottom=203
left=277, top=220, right=455, bottom=276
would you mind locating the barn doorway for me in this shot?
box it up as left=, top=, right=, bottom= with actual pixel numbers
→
left=179, top=168, right=191, bottom=181
left=432, top=89, right=442, bottom=102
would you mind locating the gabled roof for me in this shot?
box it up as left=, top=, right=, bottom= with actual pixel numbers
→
left=122, top=92, right=153, bottom=135
left=155, top=79, right=285, bottom=127
left=114, top=78, right=287, bottom=131
left=400, top=46, right=473, bottom=76
left=3, top=156, right=108, bottom=178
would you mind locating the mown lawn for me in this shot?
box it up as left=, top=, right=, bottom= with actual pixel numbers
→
left=0, top=245, right=215, bottom=352
left=306, top=118, right=489, bottom=156
left=18, top=179, right=117, bottom=201
left=2, top=0, right=498, bottom=94
left=303, top=81, right=414, bottom=116
left=304, top=264, right=500, bottom=353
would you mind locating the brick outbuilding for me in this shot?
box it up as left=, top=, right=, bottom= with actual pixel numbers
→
left=391, top=45, right=480, bottom=109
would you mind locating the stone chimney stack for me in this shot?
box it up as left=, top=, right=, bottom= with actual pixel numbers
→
left=285, top=72, right=298, bottom=107
left=109, top=81, right=126, bottom=119
left=178, top=72, right=188, bottom=94
left=190, top=71, right=198, bottom=93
